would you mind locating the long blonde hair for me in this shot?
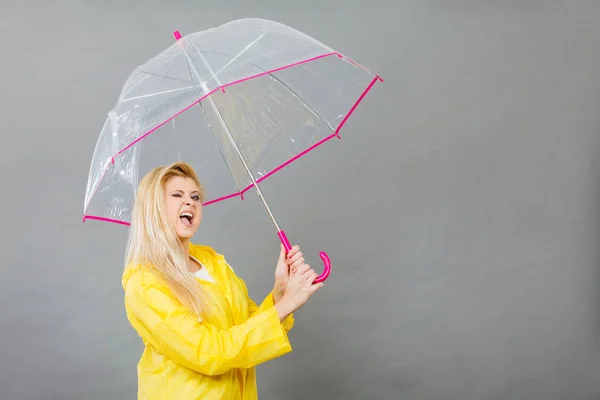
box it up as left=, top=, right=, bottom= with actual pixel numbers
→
left=124, top=162, right=226, bottom=325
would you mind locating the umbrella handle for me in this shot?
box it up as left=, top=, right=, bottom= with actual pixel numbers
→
left=278, top=230, right=331, bottom=283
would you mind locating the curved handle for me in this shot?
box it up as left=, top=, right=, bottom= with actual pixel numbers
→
left=278, top=230, right=331, bottom=283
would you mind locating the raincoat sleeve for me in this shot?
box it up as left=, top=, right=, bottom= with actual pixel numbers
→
left=124, top=273, right=292, bottom=376
left=223, top=255, right=294, bottom=331
left=247, top=291, right=294, bottom=331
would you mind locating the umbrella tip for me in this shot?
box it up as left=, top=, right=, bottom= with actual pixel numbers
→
left=173, top=30, right=182, bottom=40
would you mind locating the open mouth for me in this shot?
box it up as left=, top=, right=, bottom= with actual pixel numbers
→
left=179, top=212, right=194, bottom=227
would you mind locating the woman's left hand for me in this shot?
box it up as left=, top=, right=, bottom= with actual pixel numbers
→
left=273, top=244, right=304, bottom=303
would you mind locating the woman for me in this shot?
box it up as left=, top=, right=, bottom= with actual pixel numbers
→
left=122, top=161, right=323, bottom=399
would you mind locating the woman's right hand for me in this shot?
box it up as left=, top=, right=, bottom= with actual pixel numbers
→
left=275, top=263, right=323, bottom=321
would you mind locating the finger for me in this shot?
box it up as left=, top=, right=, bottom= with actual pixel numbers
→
left=310, top=282, right=324, bottom=293
left=278, top=244, right=287, bottom=263
left=286, top=245, right=300, bottom=260
left=302, top=269, right=317, bottom=283
left=287, top=250, right=301, bottom=265
left=299, top=264, right=311, bottom=275
left=290, top=263, right=298, bottom=274
left=294, top=263, right=310, bottom=276
left=290, top=257, right=305, bottom=271
left=287, top=251, right=302, bottom=264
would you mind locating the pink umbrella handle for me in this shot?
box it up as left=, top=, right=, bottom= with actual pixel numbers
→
left=278, top=230, right=331, bottom=283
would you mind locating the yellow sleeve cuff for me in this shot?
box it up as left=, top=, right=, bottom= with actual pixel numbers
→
left=256, top=291, right=295, bottom=331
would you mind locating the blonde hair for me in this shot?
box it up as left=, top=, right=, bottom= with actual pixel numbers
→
left=124, top=162, right=227, bottom=326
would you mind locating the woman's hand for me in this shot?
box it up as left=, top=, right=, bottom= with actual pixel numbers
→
left=275, top=263, right=323, bottom=321
left=273, top=244, right=304, bottom=303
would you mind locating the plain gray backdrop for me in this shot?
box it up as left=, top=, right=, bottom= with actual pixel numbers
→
left=2, top=0, right=600, bottom=399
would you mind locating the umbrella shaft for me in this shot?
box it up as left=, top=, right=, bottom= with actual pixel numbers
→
left=205, top=95, right=282, bottom=232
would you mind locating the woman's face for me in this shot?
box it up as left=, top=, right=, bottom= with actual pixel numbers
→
left=164, top=176, right=203, bottom=240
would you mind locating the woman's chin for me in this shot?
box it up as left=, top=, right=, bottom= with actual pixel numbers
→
left=176, top=225, right=198, bottom=240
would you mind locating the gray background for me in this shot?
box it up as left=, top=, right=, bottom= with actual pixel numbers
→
left=2, top=0, right=600, bottom=399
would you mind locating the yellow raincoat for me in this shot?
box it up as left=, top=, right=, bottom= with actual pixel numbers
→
left=122, top=243, right=294, bottom=399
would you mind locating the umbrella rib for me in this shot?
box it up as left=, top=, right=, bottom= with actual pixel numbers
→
left=186, top=40, right=223, bottom=88
left=121, top=86, right=197, bottom=102
left=136, top=70, right=194, bottom=84
left=182, top=56, right=245, bottom=196
left=196, top=101, right=245, bottom=195
left=265, top=72, right=337, bottom=133
left=132, top=57, right=182, bottom=153
left=108, top=55, right=183, bottom=202
left=212, top=32, right=267, bottom=79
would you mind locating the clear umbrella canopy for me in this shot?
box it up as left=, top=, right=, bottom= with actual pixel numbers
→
left=83, top=18, right=383, bottom=282
left=83, top=18, right=381, bottom=224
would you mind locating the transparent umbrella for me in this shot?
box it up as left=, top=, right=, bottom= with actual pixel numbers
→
left=83, top=18, right=383, bottom=282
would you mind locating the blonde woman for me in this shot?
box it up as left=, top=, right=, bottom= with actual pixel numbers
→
left=122, top=161, right=323, bottom=399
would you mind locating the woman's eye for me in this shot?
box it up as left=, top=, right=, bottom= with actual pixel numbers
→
left=172, top=193, right=182, bottom=197
left=192, top=195, right=200, bottom=201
